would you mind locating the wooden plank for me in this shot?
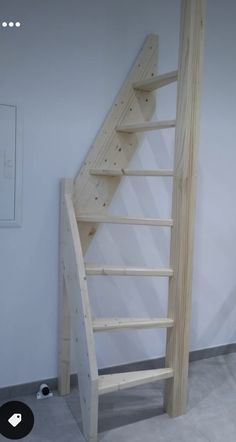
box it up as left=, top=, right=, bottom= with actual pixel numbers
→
left=164, top=0, right=205, bottom=418
left=85, top=265, right=173, bottom=277
left=90, top=168, right=174, bottom=177
left=74, top=35, right=159, bottom=253
left=61, top=180, right=99, bottom=442
left=58, top=273, right=71, bottom=396
left=58, top=178, right=71, bottom=396
left=116, top=119, right=176, bottom=133
left=93, top=317, right=174, bottom=332
left=133, top=70, right=178, bottom=91
left=77, top=214, right=173, bottom=227
left=99, top=368, right=174, bottom=395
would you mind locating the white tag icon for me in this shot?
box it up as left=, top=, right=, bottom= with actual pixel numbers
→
left=8, top=413, right=22, bottom=427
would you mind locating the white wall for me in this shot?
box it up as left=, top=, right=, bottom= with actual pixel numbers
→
left=0, top=0, right=236, bottom=388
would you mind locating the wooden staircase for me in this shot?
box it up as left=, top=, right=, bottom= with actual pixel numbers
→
left=58, top=1, right=205, bottom=441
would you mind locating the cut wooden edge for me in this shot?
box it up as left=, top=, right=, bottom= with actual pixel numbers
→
left=77, top=214, right=173, bottom=227
left=89, top=169, right=174, bottom=177
left=133, top=70, right=178, bottom=91
left=85, top=265, right=173, bottom=277
left=93, top=317, right=174, bottom=332
left=98, top=368, right=174, bottom=395
left=116, top=120, right=176, bottom=133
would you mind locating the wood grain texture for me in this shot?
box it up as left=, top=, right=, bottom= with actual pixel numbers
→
left=116, top=119, right=176, bottom=133
left=90, top=168, right=174, bottom=177
left=58, top=275, right=71, bottom=396
left=85, top=265, right=173, bottom=277
left=99, top=368, right=174, bottom=394
left=58, top=179, right=72, bottom=396
left=61, top=180, right=99, bottom=442
left=164, top=0, right=205, bottom=417
left=73, top=35, right=159, bottom=253
left=133, top=70, right=178, bottom=91
left=77, top=214, right=173, bottom=226
left=58, top=8, right=205, bottom=437
left=93, top=317, right=174, bottom=332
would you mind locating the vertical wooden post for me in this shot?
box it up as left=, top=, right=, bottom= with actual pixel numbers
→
left=58, top=181, right=72, bottom=396
left=58, top=275, right=71, bottom=395
left=164, top=0, right=205, bottom=416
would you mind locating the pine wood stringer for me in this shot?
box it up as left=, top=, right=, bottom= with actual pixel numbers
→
left=58, top=1, right=205, bottom=441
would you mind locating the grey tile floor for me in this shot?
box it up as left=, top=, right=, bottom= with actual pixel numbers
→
left=1, top=353, right=236, bottom=441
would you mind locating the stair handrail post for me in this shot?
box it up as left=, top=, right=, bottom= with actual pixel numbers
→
left=164, top=0, right=205, bottom=416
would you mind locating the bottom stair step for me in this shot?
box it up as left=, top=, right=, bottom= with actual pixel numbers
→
left=98, top=368, right=174, bottom=395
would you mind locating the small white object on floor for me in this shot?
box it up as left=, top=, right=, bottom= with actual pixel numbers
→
left=37, top=383, right=53, bottom=400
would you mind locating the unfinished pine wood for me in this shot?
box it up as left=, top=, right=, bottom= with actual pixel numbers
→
left=61, top=179, right=99, bottom=442
left=90, top=168, right=174, bottom=177
left=77, top=214, right=173, bottom=227
left=58, top=12, right=205, bottom=438
left=74, top=35, right=159, bottom=253
left=93, top=317, right=174, bottom=332
left=58, top=178, right=72, bottom=396
left=99, top=368, right=174, bottom=395
left=58, top=274, right=71, bottom=396
left=133, top=70, right=178, bottom=91
left=164, top=0, right=205, bottom=418
left=116, top=119, right=176, bottom=133
left=85, top=265, right=173, bottom=277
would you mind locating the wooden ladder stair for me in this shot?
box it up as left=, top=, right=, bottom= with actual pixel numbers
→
left=58, top=1, right=205, bottom=441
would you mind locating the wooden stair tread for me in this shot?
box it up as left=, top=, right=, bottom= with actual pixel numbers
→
left=90, top=168, right=174, bottom=177
left=85, top=265, right=173, bottom=277
left=77, top=214, right=173, bottom=226
left=133, top=70, right=178, bottom=91
left=98, top=368, right=174, bottom=395
left=116, top=120, right=176, bottom=133
left=93, top=317, right=174, bottom=332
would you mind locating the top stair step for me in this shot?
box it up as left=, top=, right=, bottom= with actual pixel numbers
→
left=133, top=70, right=178, bottom=91
left=98, top=368, right=174, bottom=395
left=116, top=120, right=176, bottom=134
